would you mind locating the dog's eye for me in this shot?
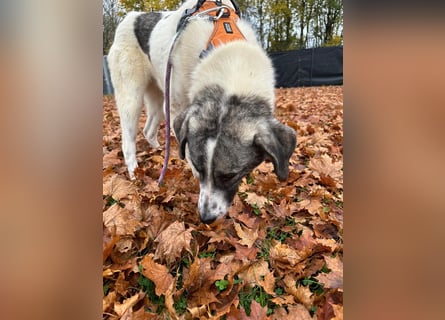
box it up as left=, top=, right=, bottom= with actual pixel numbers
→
left=219, top=173, right=237, bottom=183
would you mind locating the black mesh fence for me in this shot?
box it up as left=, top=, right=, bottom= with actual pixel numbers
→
left=102, top=46, right=343, bottom=94
left=269, top=46, right=343, bottom=87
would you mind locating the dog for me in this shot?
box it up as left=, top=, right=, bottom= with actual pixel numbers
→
left=107, top=0, right=296, bottom=224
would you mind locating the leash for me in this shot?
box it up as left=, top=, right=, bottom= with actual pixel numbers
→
left=158, top=0, right=242, bottom=185
left=158, top=32, right=180, bottom=186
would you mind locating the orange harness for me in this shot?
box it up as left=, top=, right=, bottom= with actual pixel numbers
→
left=195, top=1, right=246, bottom=53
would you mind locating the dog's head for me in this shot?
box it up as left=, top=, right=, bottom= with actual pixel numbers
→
left=173, top=86, right=296, bottom=224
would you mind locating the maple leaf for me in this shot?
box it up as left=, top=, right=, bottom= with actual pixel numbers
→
left=316, top=255, right=343, bottom=289
left=232, top=240, right=260, bottom=262
left=270, top=294, right=295, bottom=306
left=140, top=254, right=174, bottom=296
left=244, top=192, right=269, bottom=208
left=283, top=274, right=314, bottom=309
left=227, top=304, right=249, bottom=320
left=286, top=304, right=314, bottom=320
left=115, top=272, right=130, bottom=296
left=332, top=304, right=343, bottom=320
left=269, top=242, right=302, bottom=267
left=102, top=290, right=116, bottom=313
left=309, top=153, right=342, bottom=185
left=113, top=290, right=145, bottom=317
left=103, top=174, right=139, bottom=201
left=250, top=300, right=269, bottom=319
left=153, top=221, right=193, bottom=264
left=132, top=306, right=158, bottom=320
left=238, top=260, right=270, bottom=288
left=103, top=204, right=146, bottom=236
left=259, top=271, right=276, bottom=296
left=234, top=222, right=258, bottom=248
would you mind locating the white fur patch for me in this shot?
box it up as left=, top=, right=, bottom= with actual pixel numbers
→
left=197, top=138, right=228, bottom=222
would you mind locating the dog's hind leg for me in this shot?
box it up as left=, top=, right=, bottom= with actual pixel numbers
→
left=115, top=90, right=144, bottom=180
left=143, top=83, right=164, bottom=148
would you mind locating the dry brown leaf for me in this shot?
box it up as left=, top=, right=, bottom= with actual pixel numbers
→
left=259, top=271, right=276, bottom=296
left=103, top=204, right=145, bottom=236
left=113, top=291, right=145, bottom=317
left=234, top=222, right=258, bottom=248
left=132, top=306, right=159, bottom=320
left=332, top=303, right=343, bottom=320
left=140, top=254, right=174, bottom=296
left=153, top=221, right=193, bottom=264
left=115, top=272, right=130, bottom=296
left=286, top=304, right=314, bottom=320
left=270, top=294, right=295, bottom=306
left=269, top=242, right=302, bottom=266
left=309, top=153, right=342, bottom=183
left=249, top=300, right=269, bottom=319
left=316, top=255, right=343, bottom=289
left=244, top=192, right=268, bottom=208
left=238, top=260, right=270, bottom=287
left=103, top=174, right=139, bottom=201
left=102, top=290, right=116, bottom=313
left=283, top=274, right=314, bottom=309
left=102, top=87, right=344, bottom=319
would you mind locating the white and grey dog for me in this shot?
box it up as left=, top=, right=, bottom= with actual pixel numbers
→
left=108, top=0, right=296, bottom=224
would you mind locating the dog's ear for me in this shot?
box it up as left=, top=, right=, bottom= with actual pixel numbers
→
left=173, top=110, right=189, bottom=160
left=254, top=120, right=296, bottom=181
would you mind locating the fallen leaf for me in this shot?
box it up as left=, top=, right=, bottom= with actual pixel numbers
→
left=316, top=255, right=343, bottom=289
left=286, top=304, right=314, bottom=320
left=103, top=290, right=116, bottom=313
left=140, top=254, right=174, bottom=296
left=309, top=153, right=342, bottom=185
left=283, top=274, right=314, bottom=309
left=238, top=260, right=270, bottom=288
left=113, top=291, right=145, bottom=316
left=269, top=242, right=302, bottom=267
left=234, top=222, right=258, bottom=248
left=244, top=192, right=268, bottom=208
left=153, top=221, right=193, bottom=264
left=270, top=294, right=295, bottom=306
left=249, top=300, right=269, bottom=319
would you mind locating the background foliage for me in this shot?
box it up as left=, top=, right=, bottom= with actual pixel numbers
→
left=103, top=0, right=343, bottom=54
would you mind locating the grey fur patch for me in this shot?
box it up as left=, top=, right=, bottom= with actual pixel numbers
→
left=134, top=12, right=162, bottom=58
left=174, top=85, right=296, bottom=222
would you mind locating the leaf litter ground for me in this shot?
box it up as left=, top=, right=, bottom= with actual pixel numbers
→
left=103, top=86, right=343, bottom=319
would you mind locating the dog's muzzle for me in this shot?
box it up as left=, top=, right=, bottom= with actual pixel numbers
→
left=198, top=185, right=229, bottom=224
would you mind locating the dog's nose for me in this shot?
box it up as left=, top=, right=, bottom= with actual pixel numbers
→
left=200, top=215, right=216, bottom=225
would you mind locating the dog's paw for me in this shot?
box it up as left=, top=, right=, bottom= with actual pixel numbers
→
left=147, top=137, right=161, bottom=149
